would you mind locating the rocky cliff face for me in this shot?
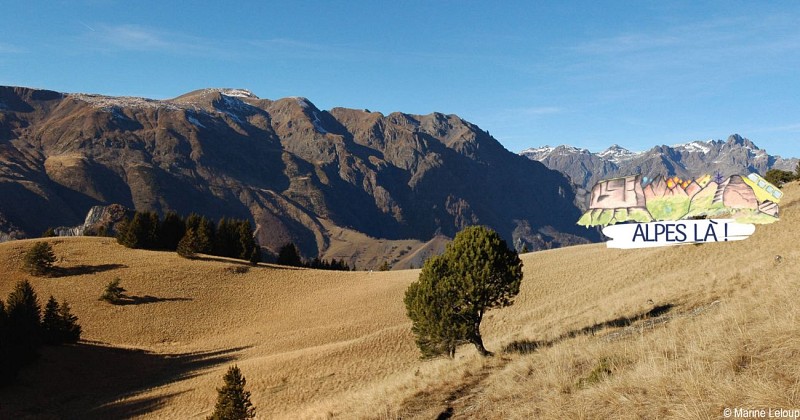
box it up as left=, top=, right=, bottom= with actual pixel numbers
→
left=0, top=86, right=597, bottom=258
left=53, top=204, right=133, bottom=237
left=521, top=135, right=798, bottom=196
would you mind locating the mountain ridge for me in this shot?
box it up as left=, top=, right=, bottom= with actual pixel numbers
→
left=521, top=134, right=797, bottom=193
left=0, top=85, right=596, bottom=266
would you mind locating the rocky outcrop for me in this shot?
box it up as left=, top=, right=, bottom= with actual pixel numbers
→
left=53, top=204, right=133, bottom=237
left=0, top=212, right=25, bottom=242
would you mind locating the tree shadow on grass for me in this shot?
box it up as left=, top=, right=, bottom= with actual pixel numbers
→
left=0, top=342, right=249, bottom=419
left=191, top=255, right=305, bottom=271
left=505, top=304, right=675, bottom=354
left=51, top=263, right=128, bottom=277
left=112, top=294, right=193, bottom=306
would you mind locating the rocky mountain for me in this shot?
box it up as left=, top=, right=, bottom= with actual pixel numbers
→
left=521, top=135, right=798, bottom=195
left=0, top=86, right=597, bottom=265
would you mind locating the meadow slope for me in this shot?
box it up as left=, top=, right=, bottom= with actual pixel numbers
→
left=0, top=182, right=798, bottom=419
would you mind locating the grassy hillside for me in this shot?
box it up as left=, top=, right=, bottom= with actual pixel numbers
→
left=1, top=183, right=798, bottom=419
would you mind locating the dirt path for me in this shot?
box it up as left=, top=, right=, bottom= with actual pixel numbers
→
left=398, top=299, right=722, bottom=419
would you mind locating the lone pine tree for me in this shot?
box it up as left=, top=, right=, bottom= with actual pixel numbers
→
left=405, top=226, right=523, bottom=358
left=23, top=242, right=56, bottom=276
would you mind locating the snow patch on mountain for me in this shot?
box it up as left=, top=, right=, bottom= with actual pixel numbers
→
left=597, top=144, right=641, bottom=163
left=520, top=145, right=590, bottom=160
left=213, top=94, right=259, bottom=124
left=519, top=134, right=799, bottom=194
left=292, top=97, right=312, bottom=109
left=672, top=140, right=712, bottom=154
left=187, top=115, right=205, bottom=128
left=203, top=88, right=258, bottom=99
left=311, top=111, right=327, bottom=134
left=70, top=93, right=185, bottom=111
left=520, top=146, right=556, bottom=159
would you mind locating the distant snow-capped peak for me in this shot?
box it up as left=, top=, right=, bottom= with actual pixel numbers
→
left=597, top=144, right=641, bottom=163
left=203, top=88, right=259, bottom=99
left=520, top=145, right=590, bottom=160
left=671, top=140, right=713, bottom=154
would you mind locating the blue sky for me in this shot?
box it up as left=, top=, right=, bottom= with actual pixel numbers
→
left=2, top=1, right=799, bottom=157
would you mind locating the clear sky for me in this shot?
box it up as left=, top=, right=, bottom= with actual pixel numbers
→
left=2, top=1, right=799, bottom=157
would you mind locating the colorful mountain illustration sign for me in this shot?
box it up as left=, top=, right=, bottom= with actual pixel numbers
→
left=578, top=173, right=781, bottom=248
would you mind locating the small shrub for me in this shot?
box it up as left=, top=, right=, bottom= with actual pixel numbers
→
left=23, top=242, right=56, bottom=276
left=224, top=265, right=250, bottom=275
left=100, top=278, right=126, bottom=304
left=378, top=261, right=391, bottom=271
left=576, top=357, right=613, bottom=388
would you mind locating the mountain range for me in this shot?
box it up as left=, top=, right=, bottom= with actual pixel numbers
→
left=521, top=135, right=798, bottom=197
left=0, top=86, right=596, bottom=266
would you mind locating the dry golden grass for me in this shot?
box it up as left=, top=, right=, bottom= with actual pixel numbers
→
left=1, top=182, right=798, bottom=419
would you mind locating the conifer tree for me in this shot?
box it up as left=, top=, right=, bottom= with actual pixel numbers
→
left=177, top=228, right=200, bottom=258
left=197, top=216, right=215, bottom=254
left=57, top=300, right=81, bottom=343
left=208, top=365, right=256, bottom=420
left=215, top=218, right=240, bottom=258
left=100, top=278, right=126, bottom=304
left=121, top=212, right=147, bottom=248
left=118, top=211, right=162, bottom=249
left=277, top=243, right=302, bottom=267
left=160, top=211, right=186, bottom=250
left=405, top=255, right=467, bottom=358
left=41, top=296, right=61, bottom=345
left=6, top=280, right=42, bottom=364
left=116, top=217, right=132, bottom=247
left=144, top=211, right=161, bottom=249
left=237, top=220, right=256, bottom=260
left=0, top=298, right=11, bottom=385
left=248, top=247, right=261, bottom=265
left=185, top=213, right=202, bottom=231
left=404, top=226, right=523, bottom=358
left=39, top=296, right=81, bottom=345
left=23, top=242, right=57, bottom=276
left=0, top=299, right=6, bottom=335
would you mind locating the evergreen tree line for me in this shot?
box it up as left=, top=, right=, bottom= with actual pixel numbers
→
left=0, top=280, right=81, bottom=386
left=276, top=243, right=352, bottom=271
left=765, top=164, right=800, bottom=187
left=116, top=211, right=258, bottom=261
